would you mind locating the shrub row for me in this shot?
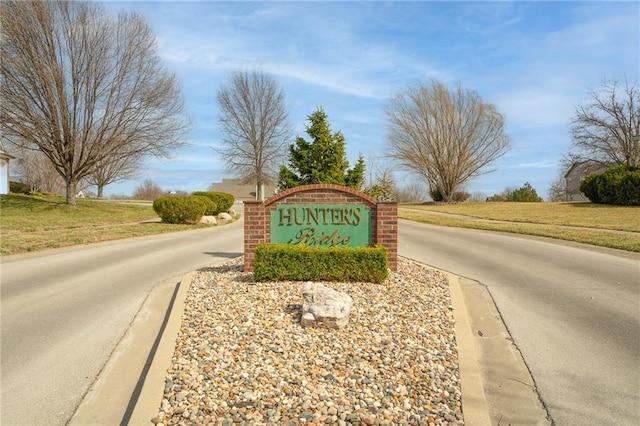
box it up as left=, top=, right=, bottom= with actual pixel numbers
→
left=152, top=195, right=208, bottom=224
left=152, top=191, right=235, bottom=224
left=192, top=191, right=235, bottom=215
left=253, top=244, right=389, bottom=283
left=580, top=165, right=640, bottom=206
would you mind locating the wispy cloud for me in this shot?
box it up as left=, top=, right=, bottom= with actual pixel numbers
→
left=100, top=0, right=638, bottom=199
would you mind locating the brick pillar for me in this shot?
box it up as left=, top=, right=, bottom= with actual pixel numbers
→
left=376, top=202, right=398, bottom=271
left=243, top=200, right=265, bottom=272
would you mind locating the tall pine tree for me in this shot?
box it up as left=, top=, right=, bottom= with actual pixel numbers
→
left=278, top=108, right=364, bottom=190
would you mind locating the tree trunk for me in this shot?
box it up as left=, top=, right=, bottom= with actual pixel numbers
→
left=256, top=179, right=264, bottom=201
left=97, top=184, right=104, bottom=198
left=66, top=179, right=77, bottom=205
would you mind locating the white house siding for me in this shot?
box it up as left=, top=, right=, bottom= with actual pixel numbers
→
left=0, top=157, right=9, bottom=194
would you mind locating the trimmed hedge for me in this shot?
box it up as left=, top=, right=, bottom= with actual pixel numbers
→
left=193, top=195, right=217, bottom=215
left=253, top=244, right=389, bottom=283
left=192, top=191, right=235, bottom=215
left=580, top=165, right=640, bottom=205
left=152, top=195, right=208, bottom=224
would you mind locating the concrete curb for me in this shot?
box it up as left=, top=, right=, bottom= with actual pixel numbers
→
left=447, top=273, right=551, bottom=425
left=128, top=272, right=195, bottom=425
left=446, top=272, right=493, bottom=426
left=68, top=280, right=184, bottom=426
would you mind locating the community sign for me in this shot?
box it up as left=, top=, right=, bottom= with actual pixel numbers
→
left=270, top=203, right=371, bottom=247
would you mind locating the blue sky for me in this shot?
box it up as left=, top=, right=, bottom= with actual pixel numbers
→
left=102, top=0, right=639, bottom=200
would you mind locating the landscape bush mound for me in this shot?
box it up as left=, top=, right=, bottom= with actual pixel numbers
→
left=193, top=195, right=217, bottom=216
left=580, top=165, right=640, bottom=206
left=192, top=191, right=235, bottom=215
left=253, top=244, right=389, bottom=283
left=153, top=195, right=208, bottom=224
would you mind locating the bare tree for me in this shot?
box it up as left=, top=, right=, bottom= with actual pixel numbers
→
left=216, top=70, right=291, bottom=200
left=385, top=80, right=511, bottom=202
left=395, top=181, right=428, bottom=203
left=86, top=153, right=142, bottom=198
left=0, top=0, right=189, bottom=205
left=12, top=147, right=65, bottom=194
left=132, top=178, right=164, bottom=200
left=570, top=79, right=640, bottom=167
left=547, top=173, right=567, bottom=202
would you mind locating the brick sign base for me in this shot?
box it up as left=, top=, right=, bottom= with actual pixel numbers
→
left=244, top=184, right=397, bottom=272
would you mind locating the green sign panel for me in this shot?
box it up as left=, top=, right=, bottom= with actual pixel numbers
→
left=270, top=203, right=371, bottom=247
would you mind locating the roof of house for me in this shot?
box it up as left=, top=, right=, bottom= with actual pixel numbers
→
left=209, top=178, right=277, bottom=201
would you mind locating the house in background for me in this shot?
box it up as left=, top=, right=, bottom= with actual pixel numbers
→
left=208, top=178, right=277, bottom=202
left=0, top=141, right=16, bottom=195
left=563, top=161, right=608, bottom=202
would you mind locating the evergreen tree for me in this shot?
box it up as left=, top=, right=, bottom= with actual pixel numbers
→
left=278, top=108, right=364, bottom=190
left=507, top=182, right=543, bottom=202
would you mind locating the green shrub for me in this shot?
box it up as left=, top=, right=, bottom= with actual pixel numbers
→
left=152, top=195, right=207, bottom=224
left=580, top=174, right=601, bottom=203
left=507, top=182, right=543, bottom=202
left=618, top=170, right=640, bottom=206
left=429, top=189, right=444, bottom=202
left=192, top=191, right=235, bottom=214
left=193, top=195, right=217, bottom=215
left=253, top=244, right=389, bottom=283
left=580, top=165, right=640, bottom=205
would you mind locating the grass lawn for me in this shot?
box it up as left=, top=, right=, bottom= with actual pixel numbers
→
left=2, top=194, right=638, bottom=256
left=399, top=202, right=640, bottom=253
left=0, top=194, right=218, bottom=256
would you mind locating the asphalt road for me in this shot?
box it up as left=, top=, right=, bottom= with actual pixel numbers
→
left=398, top=219, right=640, bottom=426
left=2, top=216, right=638, bottom=425
left=0, top=221, right=244, bottom=426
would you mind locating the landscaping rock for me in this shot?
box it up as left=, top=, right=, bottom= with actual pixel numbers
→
left=301, top=282, right=353, bottom=329
left=156, top=257, right=463, bottom=425
left=200, top=215, right=217, bottom=224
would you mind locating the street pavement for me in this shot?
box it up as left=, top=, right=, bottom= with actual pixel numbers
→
left=1, top=221, right=244, bottom=425
left=399, top=220, right=640, bottom=426
left=2, top=215, right=638, bottom=425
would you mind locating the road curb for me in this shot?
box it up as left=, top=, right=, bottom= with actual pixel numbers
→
left=128, top=271, right=195, bottom=425
left=69, top=278, right=184, bottom=425
left=447, top=273, right=551, bottom=425
left=71, top=259, right=549, bottom=426
left=446, top=272, right=493, bottom=426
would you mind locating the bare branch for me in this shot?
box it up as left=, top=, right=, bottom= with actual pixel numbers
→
left=216, top=70, right=291, bottom=199
left=570, top=79, right=640, bottom=167
left=1, top=0, right=190, bottom=204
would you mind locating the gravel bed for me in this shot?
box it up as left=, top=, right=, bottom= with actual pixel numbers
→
left=153, top=257, right=463, bottom=426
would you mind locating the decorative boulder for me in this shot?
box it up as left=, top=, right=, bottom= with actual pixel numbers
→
left=200, top=215, right=217, bottom=224
left=301, top=282, right=353, bottom=329
left=218, top=212, right=232, bottom=221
